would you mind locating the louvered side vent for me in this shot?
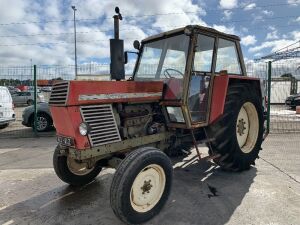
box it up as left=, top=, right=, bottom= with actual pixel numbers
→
left=80, top=104, right=121, bottom=147
left=49, top=81, right=69, bottom=106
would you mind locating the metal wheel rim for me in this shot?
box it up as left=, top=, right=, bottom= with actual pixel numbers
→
left=66, top=156, right=94, bottom=176
left=130, top=164, right=166, bottom=213
left=236, top=102, right=259, bottom=153
left=36, top=116, right=48, bottom=131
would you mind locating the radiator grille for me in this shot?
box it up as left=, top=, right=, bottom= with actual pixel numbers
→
left=49, top=81, right=69, bottom=106
left=80, top=104, right=121, bottom=147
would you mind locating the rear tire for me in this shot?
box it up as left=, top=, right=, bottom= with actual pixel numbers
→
left=53, top=146, right=102, bottom=186
left=110, top=147, right=173, bottom=224
left=27, top=99, right=33, bottom=105
left=207, top=83, right=264, bottom=171
left=0, top=123, right=9, bottom=129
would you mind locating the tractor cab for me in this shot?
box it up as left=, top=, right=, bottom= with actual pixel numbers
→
left=132, top=25, right=246, bottom=129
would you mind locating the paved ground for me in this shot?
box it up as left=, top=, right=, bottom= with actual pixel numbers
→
left=0, top=134, right=299, bottom=225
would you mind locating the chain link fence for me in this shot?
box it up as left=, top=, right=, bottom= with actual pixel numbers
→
left=247, top=61, right=300, bottom=133
left=0, top=61, right=299, bottom=138
left=0, top=64, right=112, bottom=138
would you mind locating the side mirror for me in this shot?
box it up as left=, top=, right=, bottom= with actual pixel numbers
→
left=124, top=51, right=139, bottom=64
left=133, top=40, right=140, bottom=50
left=124, top=51, right=128, bottom=64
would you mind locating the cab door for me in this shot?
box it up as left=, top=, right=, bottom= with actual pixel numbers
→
left=187, top=34, right=216, bottom=124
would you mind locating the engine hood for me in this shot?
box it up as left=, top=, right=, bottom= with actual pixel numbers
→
left=49, top=80, right=164, bottom=106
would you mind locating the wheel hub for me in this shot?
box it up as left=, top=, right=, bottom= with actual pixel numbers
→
left=237, top=118, right=246, bottom=136
left=37, top=116, right=47, bottom=130
left=141, top=180, right=153, bottom=194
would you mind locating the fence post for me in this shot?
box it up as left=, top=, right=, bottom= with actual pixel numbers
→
left=267, top=61, right=272, bottom=133
left=33, top=65, right=38, bottom=136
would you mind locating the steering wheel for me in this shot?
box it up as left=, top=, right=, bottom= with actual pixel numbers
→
left=163, top=68, right=184, bottom=78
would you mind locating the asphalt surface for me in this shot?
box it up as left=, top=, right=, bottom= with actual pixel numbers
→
left=0, top=134, right=299, bottom=225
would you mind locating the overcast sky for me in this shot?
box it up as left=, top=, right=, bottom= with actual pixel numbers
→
left=0, top=0, right=299, bottom=66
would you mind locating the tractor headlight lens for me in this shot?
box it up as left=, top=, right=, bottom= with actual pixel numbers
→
left=79, top=122, right=89, bottom=136
left=166, top=107, right=185, bottom=123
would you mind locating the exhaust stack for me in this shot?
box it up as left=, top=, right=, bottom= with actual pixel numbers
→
left=110, top=7, right=125, bottom=81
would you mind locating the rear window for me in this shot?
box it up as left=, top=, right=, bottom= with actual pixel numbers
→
left=0, top=88, right=11, bottom=103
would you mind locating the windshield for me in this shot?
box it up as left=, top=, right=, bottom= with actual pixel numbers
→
left=135, top=34, right=190, bottom=80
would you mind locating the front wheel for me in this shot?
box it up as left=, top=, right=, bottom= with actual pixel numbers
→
left=110, top=147, right=173, bottom=224
left=53, top=146, right=102, bottom=186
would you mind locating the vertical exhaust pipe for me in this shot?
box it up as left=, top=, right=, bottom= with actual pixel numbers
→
left=110, top=7, right=125, bottom=81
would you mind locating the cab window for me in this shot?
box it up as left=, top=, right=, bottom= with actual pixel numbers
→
left=161, top=49, right=186, bottom=78
left=216, top=39, right=241, bottom=74
left=194, top=34, right=215, bottom=72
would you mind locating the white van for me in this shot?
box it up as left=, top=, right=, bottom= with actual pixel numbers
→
left=0, top=86, right=15, bottom=129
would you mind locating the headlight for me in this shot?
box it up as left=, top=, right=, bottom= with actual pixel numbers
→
left=166, top=106, right=185, bottom=123
left=79, top=122, right=90, bottom=136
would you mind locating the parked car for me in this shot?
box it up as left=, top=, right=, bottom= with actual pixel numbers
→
left=7, top=86, right=21, bottom=95
left=22, top=102, right=53, bottom=132
left=285, top=93, right=300, bottom=109
left=12, top=91, right=45, bottom=105
left=0, top=86, right=15, bottom=129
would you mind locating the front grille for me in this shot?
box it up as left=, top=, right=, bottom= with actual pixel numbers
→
left=80, top=104, right=121, bottom=147
left=49, top=81, right=69, bottom=106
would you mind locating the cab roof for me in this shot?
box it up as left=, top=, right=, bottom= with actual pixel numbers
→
left=142, top=25, right=240, bottom=43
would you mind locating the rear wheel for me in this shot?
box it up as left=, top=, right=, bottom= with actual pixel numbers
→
left=53, top=146, right=102, bottom=186
left=0, top=123, right=9, bottom=129
left=207, top=83, right=264, bottom=171
left=31, top=113, right=52, bottom=132
left=27, top=99, right=33, bottom=105
left=110, top=147, right=173, bottom=224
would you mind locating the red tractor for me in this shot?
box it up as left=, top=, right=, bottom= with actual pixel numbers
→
left=49, top=8, right=266, bottom=224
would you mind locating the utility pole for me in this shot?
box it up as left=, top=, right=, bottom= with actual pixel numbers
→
left=71, top=5, right=78, bottom=77
left=30, top=58, right=32, bottom=79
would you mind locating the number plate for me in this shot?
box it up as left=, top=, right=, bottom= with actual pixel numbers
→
left=57, top=136, right=74, bottom=146
left=286, top=100, right=291, bottom=104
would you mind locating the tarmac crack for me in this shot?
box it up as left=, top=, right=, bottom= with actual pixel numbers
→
left=260, top=157, right=300, bottom=185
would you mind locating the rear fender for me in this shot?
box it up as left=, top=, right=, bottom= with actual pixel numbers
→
left=209, top=75, right=262, bottom=124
